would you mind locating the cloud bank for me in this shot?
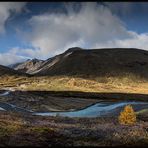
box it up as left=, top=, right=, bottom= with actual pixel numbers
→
left=0, top=2, right=26, bottom=65
left=1, top=2, right=148, bottom=65
left=0, top=2, right=26, bottom=34
left=0, top=52, right=27, bottom=66
left=16, top=2, right=148, bottom=60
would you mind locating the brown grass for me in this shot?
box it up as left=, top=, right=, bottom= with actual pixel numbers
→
left=0, top=112, right=146, bottom=146
left=0, top=75, right=148, bottom=94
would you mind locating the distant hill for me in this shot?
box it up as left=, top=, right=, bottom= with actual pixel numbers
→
left=11, top=47, right=148, bottom=79
left=0, top=64, right=27, bottom=76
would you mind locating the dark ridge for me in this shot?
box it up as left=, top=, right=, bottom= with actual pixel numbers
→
left=10, top=47, right=148, bottom=80
left=64, top=47, right=83, bottom=53
left=0, top=64, right=28, bottom=76
left=9, top=90, right=148, bottom=101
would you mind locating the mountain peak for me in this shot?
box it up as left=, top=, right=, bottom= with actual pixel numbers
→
left=10, top=47, right=148, bottom=78
left=31, top=58, right=40, bottom=62
left=65, top=47, right=83, bottom=53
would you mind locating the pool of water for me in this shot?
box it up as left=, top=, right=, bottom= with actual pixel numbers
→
left=33, top=101, right=148, bottom=117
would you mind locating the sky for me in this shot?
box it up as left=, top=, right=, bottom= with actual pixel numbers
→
left=1, top=2, right=148, bottom=65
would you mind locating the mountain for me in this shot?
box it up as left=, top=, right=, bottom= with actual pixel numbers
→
left=8, top=59, right=31, bottom=68
left=11, top=47, right=148, bottom=79
left=11, top=47, right=82, bottom=75
left=11, top=58, right=44, bottom=74
left=0, top=64, right=26, bottom=76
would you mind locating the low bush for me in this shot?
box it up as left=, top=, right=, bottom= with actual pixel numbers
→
left=118, top=105, right=136, bottom=125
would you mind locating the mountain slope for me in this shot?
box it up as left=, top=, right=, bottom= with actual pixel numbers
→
left=11, top=59, right=44, bottom=74
left=11, top=47, right=148, bottom=79
left=0, top=64, right=26, bottom=76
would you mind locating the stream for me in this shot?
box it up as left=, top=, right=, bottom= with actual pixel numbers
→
left=0, top=90, right=148, bottom=117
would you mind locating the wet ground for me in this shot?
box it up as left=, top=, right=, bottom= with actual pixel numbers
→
left=0, top=90, right=148, bottom=118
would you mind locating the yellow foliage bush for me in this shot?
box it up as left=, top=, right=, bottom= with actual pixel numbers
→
left=118, top=105, right=136, bottom=125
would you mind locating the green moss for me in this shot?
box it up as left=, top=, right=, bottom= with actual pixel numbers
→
left=0, top=127, right=11, bottom=137
left=136, top=109, right=148, bottom=115
left=30, top=126, right=54, bottom=134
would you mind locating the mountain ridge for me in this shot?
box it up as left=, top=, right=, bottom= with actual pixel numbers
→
left=11, top=58, right=44, bottom=74
left=10, top=47, right=148, bottom=79
left=0, top=64, right=27, bottom=76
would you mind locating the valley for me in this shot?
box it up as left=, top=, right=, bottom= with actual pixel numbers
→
left=0, top=1, right=148, bottom=146
left=1, top=48, right=148, bottom=117
left=0, top=48, right=148, bottom=146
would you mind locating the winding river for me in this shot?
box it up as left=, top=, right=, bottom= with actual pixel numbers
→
left=0, top=90, right=148, bottom=117
left=34, top=101, right=148, bottom=117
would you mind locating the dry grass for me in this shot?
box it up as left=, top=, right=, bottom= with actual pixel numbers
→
left=0, top=75, right=148, bottom=95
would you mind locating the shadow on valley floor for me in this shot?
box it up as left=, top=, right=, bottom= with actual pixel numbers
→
left=1, top=90, right=148, bottom=112
left=11, top=90, right=148, bottom=101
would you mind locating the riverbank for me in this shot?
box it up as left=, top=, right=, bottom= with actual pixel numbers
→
left=0, top=90, right=148, bottom=115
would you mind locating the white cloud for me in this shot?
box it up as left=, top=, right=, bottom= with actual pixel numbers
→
left=0, top=52, right=27, bottom=66
left=0, top=2, right=26, bottom=34
left=0, top=2, right=27, bottom=66
left=19, top=2, right=133, bottom=59
left=18, top=2, right=148, bottom=59
left=0, top=46, right=32, bottom=66
left=2, top=2, right=148, bottom=65
left=93, top=32, right=148, bottom=50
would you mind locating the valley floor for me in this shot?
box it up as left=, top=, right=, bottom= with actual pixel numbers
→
left=0, top=75, right=148, bottom=146
left=0, top=111, right=147, bottom=147
left=1, top=90, right=148, bottom=113
left=1, top=75, right=148, bottom=94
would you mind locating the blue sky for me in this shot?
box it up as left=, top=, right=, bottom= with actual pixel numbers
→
left=1, top=2, right=148, bottom=65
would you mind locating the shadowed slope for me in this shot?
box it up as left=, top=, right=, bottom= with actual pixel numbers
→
left=11, top=47, right=148, bottom=79
left=0, top=64, right=27, bottom=76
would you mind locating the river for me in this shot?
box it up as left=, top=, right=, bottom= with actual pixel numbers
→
left=0, top=90, right=148, bottom=117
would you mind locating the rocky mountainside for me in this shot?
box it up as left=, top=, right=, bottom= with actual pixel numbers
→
left=11, top=47, right=148, bottom=79
left=11, top=58, right=44, bottom=74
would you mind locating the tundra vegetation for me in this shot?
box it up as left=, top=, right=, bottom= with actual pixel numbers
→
left=1, top=75, right=148, bottom=94
left=0, top=112, right=147, bottom=146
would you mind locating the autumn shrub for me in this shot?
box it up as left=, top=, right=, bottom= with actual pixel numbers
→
left=118, top=105, right=136, bottom=125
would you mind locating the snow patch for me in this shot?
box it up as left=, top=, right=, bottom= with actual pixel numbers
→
left=64, top=52, right=73, bottom=58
